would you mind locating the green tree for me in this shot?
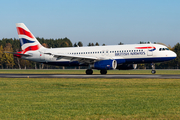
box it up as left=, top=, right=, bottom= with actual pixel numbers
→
left=4, top=43, right=15, bottom=68
left=118, top=42, right=124, bottom=45
left=42, top=43, right=49, bottom=48
left=172, top=43, right=180, bottom=69
left=0, top=45, right=4, bottom=69
left=95, top=42, right=99, bottom=46
left=78, top=41, right=83, bottom=47
left=88, top=43, right=92, bottom=46
left=61, top=42, right=68, bottom=47
left=74, top=43, right=78, bottom=47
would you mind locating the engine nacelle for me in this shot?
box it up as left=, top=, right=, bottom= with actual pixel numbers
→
left=117, top=64, right=137, bottom=70
left=92, top=60, right=117, bottom=70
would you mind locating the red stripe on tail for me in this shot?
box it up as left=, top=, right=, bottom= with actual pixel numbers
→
left=16, top=27, right=34, bottom=38
left=22, top=45, right=40, bottom=54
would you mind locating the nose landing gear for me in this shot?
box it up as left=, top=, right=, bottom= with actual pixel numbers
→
left=151, top=63, right=156, bottom=74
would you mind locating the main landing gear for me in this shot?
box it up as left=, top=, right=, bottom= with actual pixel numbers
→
left=100, top=70, right=107, bottom=74
left=86, top=69, right=93, bottom=75
left=151, top=63, right=156, bottom=74
left=85, top=69, right=108, bottom=75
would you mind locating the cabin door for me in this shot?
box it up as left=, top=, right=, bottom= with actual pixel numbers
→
left=147, top=49, right=153, bottom=56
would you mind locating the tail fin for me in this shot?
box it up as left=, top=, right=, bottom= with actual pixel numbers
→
left=16, top=23, right=44, bottom=54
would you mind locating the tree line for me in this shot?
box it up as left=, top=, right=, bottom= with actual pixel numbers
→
left=0, top=37, right=180, bottom=69
left=0, top=37, right=73, bottom=69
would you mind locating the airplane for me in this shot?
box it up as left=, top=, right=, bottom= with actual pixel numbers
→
left=8, top=23, right=177, bottom=75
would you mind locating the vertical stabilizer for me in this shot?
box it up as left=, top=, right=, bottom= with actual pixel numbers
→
left=16, top=23, right=44, bottom=53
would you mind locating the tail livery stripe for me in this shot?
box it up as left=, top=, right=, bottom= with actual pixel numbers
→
left=20, top=38, right=35, bottom=46
left=17, top=27, right=34, bottom=38
left=22, top=44, right=40, bottom=54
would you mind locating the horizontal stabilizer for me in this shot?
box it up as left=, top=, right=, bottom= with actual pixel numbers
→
left=4, top=51, right=32, bottom=57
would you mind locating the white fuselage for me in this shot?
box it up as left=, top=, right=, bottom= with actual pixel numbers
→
left=23, top=44, right=176, bottom=66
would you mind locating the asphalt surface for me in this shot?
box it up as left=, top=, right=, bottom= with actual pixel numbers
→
left=0, top=74, right=180, bottom=79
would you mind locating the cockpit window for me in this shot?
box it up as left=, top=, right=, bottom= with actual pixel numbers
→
left=159, top=48, right=170, bottom=51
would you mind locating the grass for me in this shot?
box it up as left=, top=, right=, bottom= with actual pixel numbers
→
left=0, top=78, right=180, bottom=119
left=0, top=69, right=180, bottom=74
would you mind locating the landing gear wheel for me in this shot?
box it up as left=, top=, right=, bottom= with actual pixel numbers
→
left=100, top=70, right=107, bottom=75
left=151, top=70, right=156, bottom=74
left=86, top=69, right=93, bottom=75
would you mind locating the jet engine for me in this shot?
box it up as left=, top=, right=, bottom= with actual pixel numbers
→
left=92, top=60, right=117, bottom=70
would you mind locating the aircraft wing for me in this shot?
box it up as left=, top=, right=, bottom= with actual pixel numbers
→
left=44, top=52, right=107, bottom=64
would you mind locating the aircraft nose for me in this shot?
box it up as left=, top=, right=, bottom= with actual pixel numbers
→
left=172, top=51, right=177, bottom=58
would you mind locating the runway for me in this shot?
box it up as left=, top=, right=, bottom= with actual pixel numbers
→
left=0, top=74, right=180, bottom=79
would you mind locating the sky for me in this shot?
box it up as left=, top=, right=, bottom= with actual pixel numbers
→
left=0, top=0, right=180, bottom=47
